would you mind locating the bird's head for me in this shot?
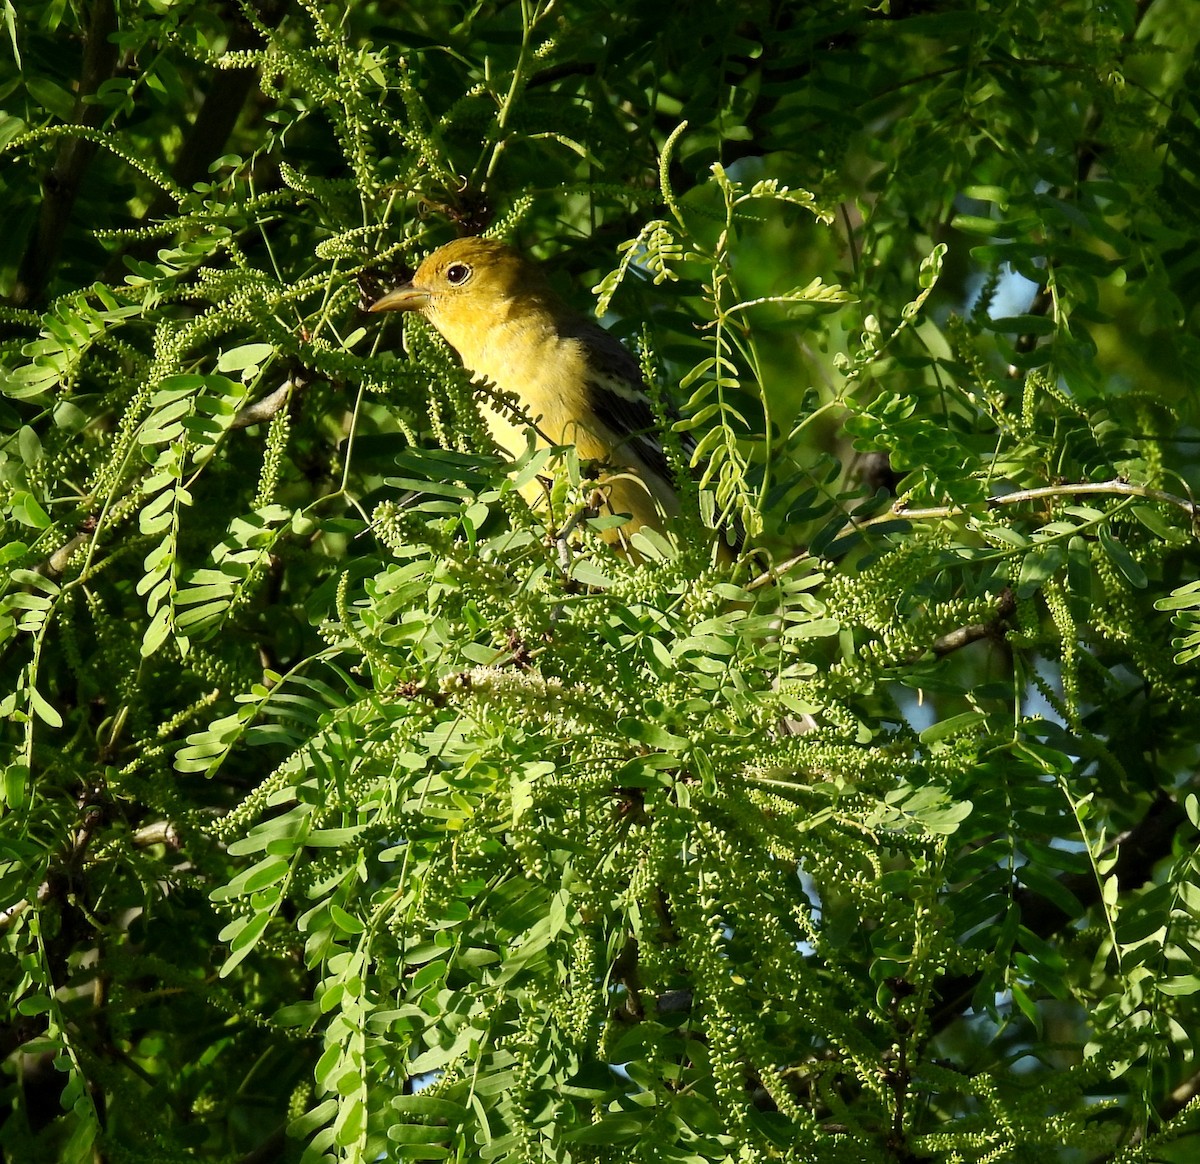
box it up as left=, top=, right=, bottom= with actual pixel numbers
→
left=368, top=237, right=544, bottom=354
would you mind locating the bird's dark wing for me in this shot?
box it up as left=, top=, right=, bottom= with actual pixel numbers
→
left=565, top=315, right=742, bottom=553
left=562, top=317, right=688, bottom=482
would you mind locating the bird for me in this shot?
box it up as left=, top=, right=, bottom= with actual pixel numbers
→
left=368, top=236, right=700, bottom=551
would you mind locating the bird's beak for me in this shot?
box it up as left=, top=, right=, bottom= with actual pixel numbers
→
left=368, top=283, right=430, bottom=313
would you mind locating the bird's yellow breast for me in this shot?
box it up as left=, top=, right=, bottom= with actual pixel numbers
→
left=431, top=299, right=606, bottom=460
left=427, top=297, right=675, bottom=535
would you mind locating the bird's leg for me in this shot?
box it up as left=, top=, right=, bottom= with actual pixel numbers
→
left=551, top=500, right=600, bottom=573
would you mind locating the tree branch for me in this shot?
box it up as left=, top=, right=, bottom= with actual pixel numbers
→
left=115, top=0, right=293, bottom=270
left=922, top=587, right=1016, bottom=659
left=11, top=0, right=119, bottom=307
left=932, top=790, right=1193, bottom=1031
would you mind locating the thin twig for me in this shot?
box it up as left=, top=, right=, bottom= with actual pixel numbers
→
left=892, top=479, right=1198, bottom=523
left=745, top=550, right=813, bottom=592
left=748, top=478, right=1193, bottom=593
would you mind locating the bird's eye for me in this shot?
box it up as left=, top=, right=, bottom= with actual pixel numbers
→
left=445, top=263, right=472, bottom=286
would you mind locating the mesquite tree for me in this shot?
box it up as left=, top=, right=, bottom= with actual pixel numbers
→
left=3, top=2, right=1200, bottom=1161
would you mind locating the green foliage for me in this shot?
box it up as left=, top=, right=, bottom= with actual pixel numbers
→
left=3, top=1, right=1200, bottom=1162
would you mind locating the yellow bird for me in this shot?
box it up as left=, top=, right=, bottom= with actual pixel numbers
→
left=369, top=236, right=691, bottom=548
